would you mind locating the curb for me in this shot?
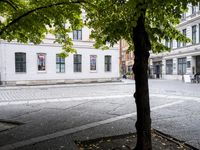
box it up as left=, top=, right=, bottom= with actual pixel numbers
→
left=153, top=129, right=199, bottom=150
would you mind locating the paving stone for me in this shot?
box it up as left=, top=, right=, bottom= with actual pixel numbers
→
left=0, top=80, right=200, bottom=149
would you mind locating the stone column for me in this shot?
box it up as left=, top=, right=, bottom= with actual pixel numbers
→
left=191, top=56, right=196, bottom=74
left=173, top=58, right=177, bottom=75
left=186, top=56, right=192, bottom=74
left=162, top=59, right=166, bottom=79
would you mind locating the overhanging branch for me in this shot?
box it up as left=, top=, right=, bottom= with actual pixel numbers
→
left=0, top=0, right=95, bottom=36
left=0, top=0, right=17, bottom=10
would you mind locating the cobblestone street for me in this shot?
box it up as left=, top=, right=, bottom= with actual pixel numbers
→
left=0, top=79, right=200, bottom=150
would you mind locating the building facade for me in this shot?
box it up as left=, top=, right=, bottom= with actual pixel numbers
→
left=120, top=40, right=134, bottom=77
left=0, top=26, right=120, bottom=85
left=150, top=4, right=200, bottom=80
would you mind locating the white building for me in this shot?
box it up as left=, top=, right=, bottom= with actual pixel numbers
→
left=0, top=26, right=120, bottom=85
left=150, top=4, right=200, bottom=80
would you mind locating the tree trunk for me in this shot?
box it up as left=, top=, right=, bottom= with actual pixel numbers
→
left=132, top=13, right=152, bottom=150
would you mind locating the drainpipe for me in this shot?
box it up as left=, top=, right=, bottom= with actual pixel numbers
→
left=1, top=40, right=7, bottom=86
left=119, top=39, right=122, bottom=77
left=0, top=40, right=1, bottom=85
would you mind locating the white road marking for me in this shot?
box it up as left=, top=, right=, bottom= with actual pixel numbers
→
left=0, top=95, right=132, bottom=106
left=0, top=93, right=200, bottom=106
left=151, top=100, right=184, bottom=110
left=0, top=94, right=200, bottom=106
left=151, top=94, right=200, bottom=103
left=0, top=100, right=184, bottom=150
left=0, top=81, right=129, bottom=91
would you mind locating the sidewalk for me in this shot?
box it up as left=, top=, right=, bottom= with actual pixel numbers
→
left=0, top=79, right=199, bottom=150
left=0, top=96, right=199, bottom=150
left=5, top=119, right=197, bottom=150
left=0, top=80, right=126, bottom=90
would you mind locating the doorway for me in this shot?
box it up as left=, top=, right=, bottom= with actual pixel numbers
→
left=155, top=65, right=160, bottom=78
left=153, top=61, right=162, bottom=79
left=196, top=56, right=200, bottom=73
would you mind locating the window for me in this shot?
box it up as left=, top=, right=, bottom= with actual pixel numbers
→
left=178, top=58, right=187, bottom=75
left=90, top=55, right=97, bottom=71
left=105, top=55, right=112, bottom=72
left=166, top=59, right=173, bottom=75
left=199, top=24, right=200, bottom=43
left=196, top=56, right=200, bottom=73
left=170, top=40, right=173, bottom=49
left=128, top=65, right=132, bottom=72
left=15, top=53, right=26, bottom=73
left=192, top=25, right=197, bottom=44
left=37, top=53, right=46, bottom=71
left=73, top=29, right=82, bottom=40
left=165, top=40, right=168, bottom=47
left=187, top=61, right=191, bottom=68
left=74, top=54, right=82, bottom=72
left=56, top=54, right=65, bottom=73
left=199, top=2, right=200, bottom=11
left=192, top=5, right=196, bottom=14
left=182, top=29, right=187, bottom=46
left=181, top=13, right=186, bottom=20
left=177, top=40, right=180, bottom=48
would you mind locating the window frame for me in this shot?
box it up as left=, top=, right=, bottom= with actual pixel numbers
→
left=90, top=55, right=97, bottom=72
left=105, top=55, right=112, bottom=72
left=199, top=24, right=200, bottom=43
left=37, top=53, right=46, bottom=72
left=177, top=40, right=180, bottom=48
left=166, top=59, right=173, bottom=75
left=192, top=5, right=196, bottom=14
left=182, top=29, right=187, bottom=46
left=198, top=2, right=200, bottom=11
left=177, top=57, right=187, bottom=75
left=56, top=54, right=65, bottom=73
left=199, top=2, right=200, bottom=11
left=170, top=40, right=173, bottom=49
left=15, top=52, right=26, bottom=73
left=192, top=25, right=197, bottom=44
left=73, top=29, right=82, bottom=40
left=181, top=13, right=186, bottom=20
left=73, top=54, right=82, bottom=72
left=165, top=40, right=168, bottom=47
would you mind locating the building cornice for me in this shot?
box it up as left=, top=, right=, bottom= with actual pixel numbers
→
left=150, top=47, right=200, bottom=59
left=0, top=40, right=118, bottom=51
left=177, top=11, right=200, bottom=28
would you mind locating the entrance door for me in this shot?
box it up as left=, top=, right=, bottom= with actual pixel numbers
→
left=156, top=65, right=160, bottom=78
left=196, top=56, right=200, bottom=73
left=153, top=61, right=162, bottom=79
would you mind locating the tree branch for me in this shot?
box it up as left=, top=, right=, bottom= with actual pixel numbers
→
left=0, top=0, right=17, bottom=10
left=0, top=0, right=94, bottom=36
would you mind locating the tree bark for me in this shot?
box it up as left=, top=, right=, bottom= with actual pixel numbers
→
left=132, top=13, right=152, bottom=150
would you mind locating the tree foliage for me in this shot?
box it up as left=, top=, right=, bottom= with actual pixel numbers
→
left=1, top=0, right=199, bottom=53
left=1, top=0, right=199, bottom=149
left=0, top=0, right=86, bottom=56
left=86, top=0, right=200, bottom=53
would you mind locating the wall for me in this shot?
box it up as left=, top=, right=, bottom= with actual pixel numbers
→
left=0, top=41, right=119, bottom=85
left=162, top=75, right=182, bottom=80
left=0, top=41, right=3, bottom=84
left=150, top=4, right=200, bottom=80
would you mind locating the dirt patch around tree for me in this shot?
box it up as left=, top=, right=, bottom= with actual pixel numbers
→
left=76, top=129, right=197, bottom=150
